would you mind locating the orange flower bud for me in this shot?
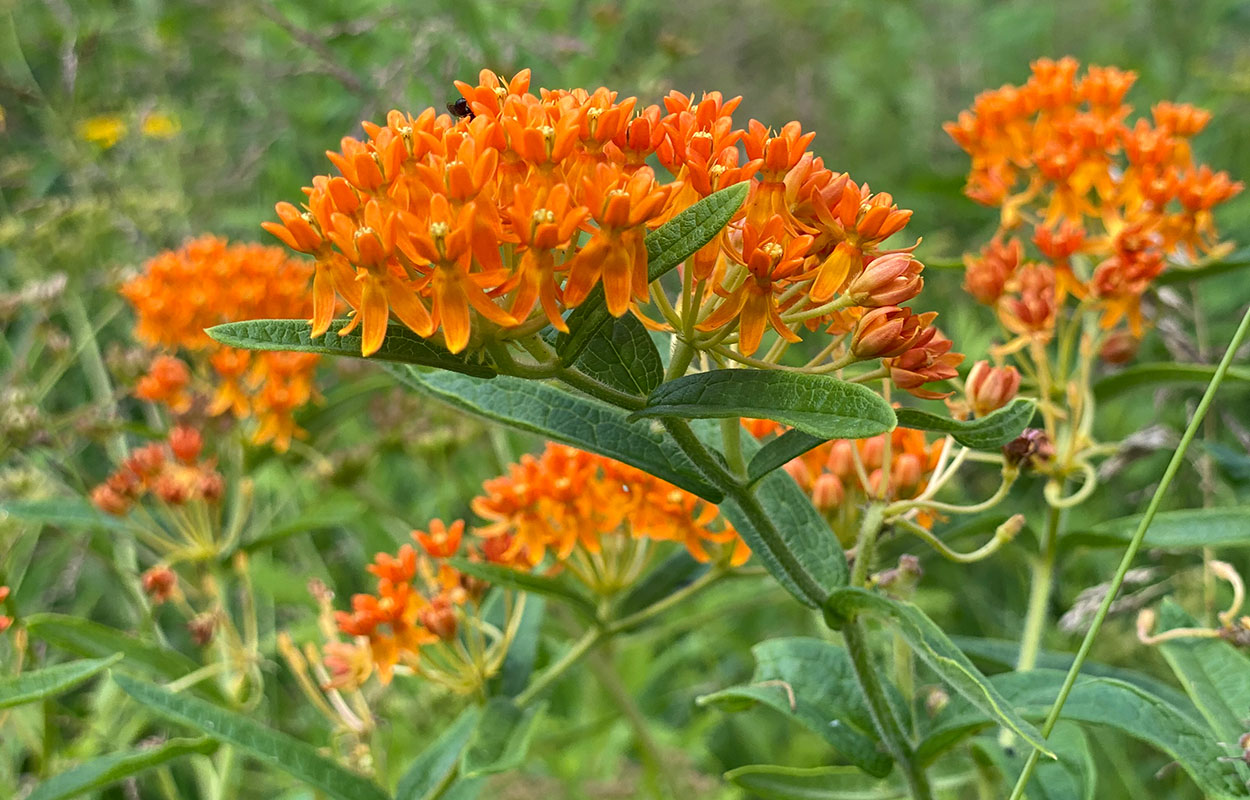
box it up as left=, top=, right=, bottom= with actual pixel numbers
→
left=783, top=457, right=813, bottom=490
left=154, top=474, right=190, bottom=505
left=197, top=471, right=225, bottom=503
left=964, top=361, right=1021, bottom=417
left=124, top=443, right=166, bottom=479
left=844, top=253, right=924, bottom=307
left=1098, top=331, right=1139, bottom=364
left=141, top=566, right=178, bottom=604
left=811, top=472, right=845, bottom=511
left=963, top=238, right=1020, bottom=305
left=850, top=307, right=935, bottom=360
left=169, top=426, right=203, bottom=464
left=891, top=453, right=924, bottom=491
left=885, top=329, right=964, bottom=399
left=859, top=436, right=885, bottom=470
left=419, top=597, right=459, bottom=641
left=91, top=484, right=132, bottom=516
left=826, top=440, right=856, bottom=479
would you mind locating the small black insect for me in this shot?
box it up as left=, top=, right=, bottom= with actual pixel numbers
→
left=447, top=98, right=474, bottom=120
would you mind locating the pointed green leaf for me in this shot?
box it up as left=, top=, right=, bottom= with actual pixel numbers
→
left=25, top=614, right=226, bottom=701
left=460, top=698, right=545, bottom=778
left=970, top=723, right=1095, bottom=800
left=447, top=558, right=596, bottom=621
left=112, top=674, right=389, bottom=800
left=206, top=319, right=498, bottom=377
left=387, top=366, right=723, bottom=502
left=697, top=638, right=894, bottom=776
left=723, top=467, right=849, bottom=606
left=396, top=707, right=483, bottom=800
left=1093, top=362, right=1250, bottom=401
left=0, top=497, right=127, bottom=531
left=893, top=399, right=1035, bottom=450
left=1154, top=600, right=1250, bottom=751
left=557, top=181, right=748, bottom=363
left=1061, top=506, right=1250, bottom=551
left=25, top=737, right=218, bottom=800
left=615, top=550, right=708, bottom=621
left=570, top=315, right=664, bottom=397
left=746, top=429, right=828, bottom=485
left=230, top=494, right=367, bottom=557
left=1156, top=249, right=1250, bottom=286
left=825, top=587, right=1052, bottom=757
left=496, top=595, right=545, bottom=698
left=635, top=371, right=896, bottom=440
left=918, top=670, right=1246, bottom=798
left=724, top=763, right=978, bottom=800
left=0, top=654, right=121, bottom=709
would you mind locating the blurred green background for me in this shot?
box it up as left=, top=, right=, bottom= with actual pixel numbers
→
left=3, top=1, right=1250, bottom=798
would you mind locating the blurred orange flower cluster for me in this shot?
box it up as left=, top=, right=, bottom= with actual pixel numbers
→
left=122, top=236, right=320, bottom=450
left=946, top=57, right=1243, bottom=341
left=89, top=426, right=223, bottom=518
left=0, top=586, right=11, bottom=633
left=264, top=70, right=957, bottom=397
left=473, top=442, right=746, bottom=568
left=742, top=419, right=944, bottom=537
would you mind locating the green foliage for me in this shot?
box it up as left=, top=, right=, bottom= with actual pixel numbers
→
left=0, top=654, right=120, bottom=709
left=894, top=398, right=1036, bottom=450
left=459, top=698, right=546, bottom=778
left=635, top=371, right=897, bottom=439
left=746, top=429, right=829, bottom=485
left=26, top=738, right=219, bottom=800
left=395, top=708, right=483, bottom=800
left=448, top=558, right=597, bottom=622
left=112, top=674, right=390, bottom=800
left=1063, top=506, right=1250, bottom=550
left=570, top=315, right=664, bottom=397
left=1093, top=362, right=1250, bottom=401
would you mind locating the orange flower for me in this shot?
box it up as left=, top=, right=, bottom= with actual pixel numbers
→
left=0, top=585, right=11, bottom=633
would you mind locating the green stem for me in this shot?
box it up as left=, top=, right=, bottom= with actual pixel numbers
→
left=212, top=745, right=237, bottom=800
left=720, top=418, right=747, bottom=478
left=588, top=645, right=680, bottom=800
left=1008, top=303, right=1250, bottom=799
left=609, top=567, right=725, bottom=633
left=844, top=621, right=934, bottom=800
left=665, top=339, right=696, bottom=382
left=850, top=505, right=885, bottom=588
left=514, top=628, right=603, bottom=707
left=1016, top=503, right=1061, bottom=672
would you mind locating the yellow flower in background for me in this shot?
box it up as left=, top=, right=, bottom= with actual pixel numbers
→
left=141, top=112, right=180, bottom=139
left=78, top=115, right=126, bottom=148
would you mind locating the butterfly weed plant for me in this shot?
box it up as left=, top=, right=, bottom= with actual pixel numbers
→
left=3, top=61, right=1250, bottom=800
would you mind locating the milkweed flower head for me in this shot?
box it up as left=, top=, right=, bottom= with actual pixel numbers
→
left=121, top=236, right=320, bottom=450
left=0, top=585, right=11, bottom=633
left=947, top=57, right=1242, bottom=343
left=263, top=70, right=960, bottom=399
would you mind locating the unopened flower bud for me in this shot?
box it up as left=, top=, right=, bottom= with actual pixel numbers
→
left=91, top=484, right=131, bottom=516
left=859, top=436, right=885, bottom=470
left=851, top=307, right=936, bottom=360
left=811, top=473, right=845, bottom=511
left=1002, top=428, right=1055, bottom=469
left=845, top=253, right=924, bottom=307
left=891, top=452, right=923, bottom=490
left=419, top=598, right=458, bottom=641
left=169, top=426, right=203, bottom=464
left=783, top=458, right=814, bottom=490
left=1098, top=330, right=1138, bottom=364
left=154, top=474, right=190, bottom=505
left=197, top=471, right=225, bottom=502
left=141, top=566, right=178, bottom=604
left=963, top=238, right=1021, bottom=305
left=965, top=361, right=1022, bottom=417
left=125, top=443, right=166, bottom=478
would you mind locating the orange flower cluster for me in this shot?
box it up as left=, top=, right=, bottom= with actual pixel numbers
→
left=742, top=419, right=943, bottom=536
left=263, top=70, right=957, bottom=397
left=473, top=442, right=746, bottom=567
left=947, top=57, right=1243, bottom=339
left=333, top=521, right=481, bottom=686
left=0, top=586, right=11, bottom=633
left=122, top=236, right=320, bottom=450
left=89, top=426, right=224, bottom=517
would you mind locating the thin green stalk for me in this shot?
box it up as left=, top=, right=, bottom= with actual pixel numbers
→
left=844, top=621, right=934, bottom=800
left=588, top=646, right=680, bottom=800
left=665, top=339, right=696, bottom=382
left=1016, top=503, right=1061, bottom=672
left=514, top=628, right=603, bottom=707
left=1008, top=303, right=1250, bottom=800
left=609, top=567, right=725, bottom=632
left=212, top=745, right=237, bottom=800
left=850, top=505, right=886, bottom=588
left=720, top=418, right=747, bottom=478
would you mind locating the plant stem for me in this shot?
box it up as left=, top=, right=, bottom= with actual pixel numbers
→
left=514, top=628, right=604, bottom=707
left=850, top=505, right=885, bottom=588
left=588, top=645, right=680, bottom=800
left=1016, top=503, right=1061, bottom=672
left=665, top=339, right=695, bottom=382
left=844, top=621, right=934, bottom=800
left=1008, top=302, right=1250, bottom=800
left=719, top=418, right=746, bottom=478
left=609, top=568, right=725, bottom=633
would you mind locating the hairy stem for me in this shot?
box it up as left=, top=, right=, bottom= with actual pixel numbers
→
left=1016, top=502, right=1061, bottom=672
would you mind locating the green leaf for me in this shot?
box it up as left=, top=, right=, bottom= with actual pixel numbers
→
left=950, top=635, right=1197, bottom=717
left=1154, top=599, right=1250, bottom=751
left=112, top=674, right=388, bottom=800
left=26, top=737, right=218, bottom=800
left=918, top=669, right=1247, bottom=798
left=570, top=315, right=664, bottom=397
left=26, top=614, right=226, bottom=701
left=206, top=319, right=498, bottom=377
left=724, top=763, right=978, bottom=800
left=556, top=181, right=748, bottom=363
left=697, top=637, right=893, bottom=776
left=496, top=595, right=545, bottom=698
left=722, top=467, right=849, bottom=607
left=746, top=429, right=828, bottom=486
left=615, top=550, right=708, bottom=621
left=0, top=497, right=127, bottom=531
left=446, top=558, right=596, bottom=622
left=970, top=723, right=1095, bottom=800
left=396, top=707, right=483, bottom=800
left=893, top=399, right=1036, bottom=450
left=1061, top=507, right=1250, bottom=551
left=460, top=697, right=545, bottom=778
left=1156, top=249, right=1250, bottom=286
left=1093, top=362, right=1250, bottom=401
left=231, top=494, right=367, bottom=557
left=824, top=587, right=1052, bottom=757
left=387, top=366, right=723, bottom=502
left=635, top=371, right=897, bottom=440
left=0, top=654, right=121, bottom=709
